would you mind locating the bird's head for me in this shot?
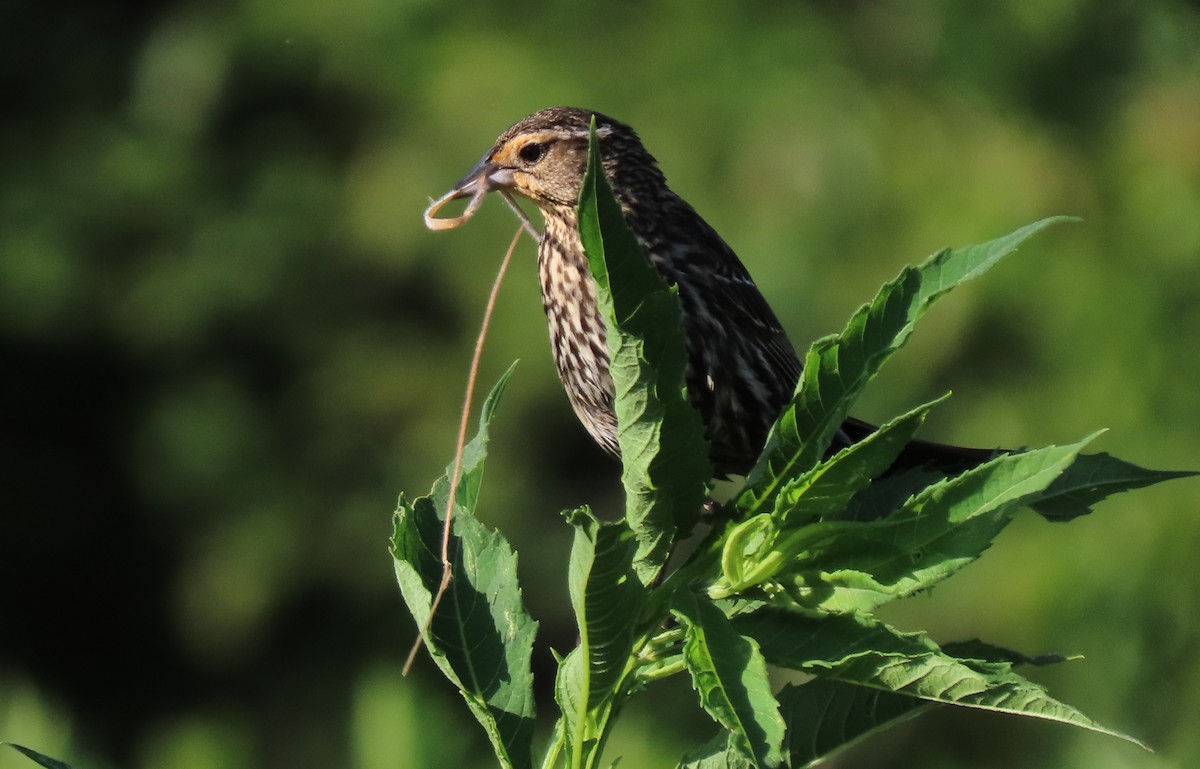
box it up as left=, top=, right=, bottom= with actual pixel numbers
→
left=429, top=107, right=664, bottom=223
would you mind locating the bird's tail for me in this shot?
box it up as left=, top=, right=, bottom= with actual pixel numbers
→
left=837, top=416, right=1005, bottom=476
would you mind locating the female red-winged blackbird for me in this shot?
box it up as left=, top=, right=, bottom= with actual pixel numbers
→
left=432, top=106, right=995, bottom=477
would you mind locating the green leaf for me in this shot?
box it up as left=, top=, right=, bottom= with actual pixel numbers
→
left=566, top=509, right=643, bottom=704
left=391, top=365, right=537, bottom=769
left=2, top=744, right=75, bottom=769
left=677, top=732, right=754, bottom=769
left=775, top=640, right=1066, bottom=768
left=1030, top=451, right=1198, bottom=521
left=735, top=607, right=941, bottom=664
left=840, top=467, right=945, bottom=522
left=791, top=436, right=1095, bottom=613
left=673, top=593, right=785, bottom=768
left=772, top=393, right=950, bottom=525
left=555, top=508, right=644, bottom=763
left=735, top=610, right=1147, bottom=750
left=777, top=679, right=931, bottom=768
left=940, top=639, right=1068, bottom=669
left=577, top=117, right=712, bottom=584
left=831, top=646, right=1145, bottom=748
left=739, top=217, right=1076, bottom=518
left=714, top=435, right=1091, bottom=605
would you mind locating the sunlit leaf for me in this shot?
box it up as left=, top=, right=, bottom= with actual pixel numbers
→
left=1030, top=451, right=1197, bottom=521
left=777, top=679, right=931, bottom=768
left=736, top=610, right=1147, bottom=750
left=791, top=436, right=1095, bottom=613
left=772, top=393, right=950, bottom=525
left=677, top=731, right=754, bottom=769
left=774, top=640, right=1066, bottom=767
left=739, top=217, right=1076, bottom=518
left=673, top=593, right=785, bottom=768
left=555, top=508, right=643, bottom=763
left=391, top=366, right=538, bottom=769
left=577, top=119, right=713, bottom=584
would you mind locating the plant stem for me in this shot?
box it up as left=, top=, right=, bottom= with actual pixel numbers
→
left=540, top=722, right=566, bottom=769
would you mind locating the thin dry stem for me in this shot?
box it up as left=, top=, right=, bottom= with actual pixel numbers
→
left=402, top=224, right=530, bottom=676
left=422, top=180, right=540, bottom=241
left=424, top=185, right=488, bottom=230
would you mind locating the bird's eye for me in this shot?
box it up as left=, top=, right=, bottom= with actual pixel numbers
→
left=518, top=142, right=545, bottom=163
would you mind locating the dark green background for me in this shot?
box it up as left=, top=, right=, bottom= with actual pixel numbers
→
left=3, top=2, right=1199, bottom=768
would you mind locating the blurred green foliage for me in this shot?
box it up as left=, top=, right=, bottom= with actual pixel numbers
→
left=2, top=1, right=1198, bottom=768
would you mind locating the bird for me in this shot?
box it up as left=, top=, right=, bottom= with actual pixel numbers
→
left=432, top=106, right=997, bottom=478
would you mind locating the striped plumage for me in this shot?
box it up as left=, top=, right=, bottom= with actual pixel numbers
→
left=439, top=106, right=994, bottom=477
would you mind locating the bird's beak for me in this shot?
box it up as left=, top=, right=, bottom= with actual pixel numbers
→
left=424, top=155, right=516, bottom=230
left=451, top=155, right=515, bottom=196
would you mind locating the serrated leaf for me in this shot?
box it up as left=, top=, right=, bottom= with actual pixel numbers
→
left=777, top=640, right=1068, bottom=768
left=735, top=610, right=1146, bottom=750
left=739, top=217, right=1076, bottom=518
left=734, top=608, right=940, bottom=664
left=794, top=436, right=1094, bottom=613
left=565, top=509, right=643, bottom=702
left=777, top=679, right=931, bottom=768
left=717, top=436, right=1092, bottom=607
left=840, top=467, right=945, bottom=522
left=391, top=366, right=537, bottom=769
left=2, top=744, right=75, bottom=769
left=673, top=593, right=785, bottom=768
left=773, top=393, right=950, bottom=525
left=556, top=509, right=644, bottom=762
left=577, top=118, right=712, bottom=584
left=1029, top=451, right=1197, bottom=521
left=677, top=731, right=755, bottom=769
left=834, top=648, right=1145, bottom=747
left=553, top=650, right=591, bottom=761
left=940, top=639, right=1068, bottom=669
